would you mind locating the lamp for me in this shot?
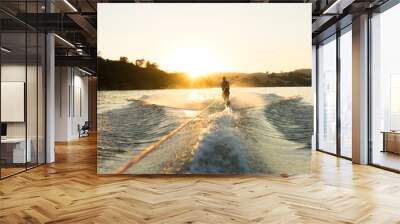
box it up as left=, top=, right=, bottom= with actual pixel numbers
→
left=54, top=34, right=75, bottom=48
left=63, top=0, right=78, bottom=12
left=1, top=47, right=11, bottom=53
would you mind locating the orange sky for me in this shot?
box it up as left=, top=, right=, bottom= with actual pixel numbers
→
left=98, top=3, right=311, bottom=76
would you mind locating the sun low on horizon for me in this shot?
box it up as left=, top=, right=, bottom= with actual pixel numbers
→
left=163, top=46, right=231, bottom=78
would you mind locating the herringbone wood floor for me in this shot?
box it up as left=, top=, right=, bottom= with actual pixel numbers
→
left=1, top=135, right=400, bottom=224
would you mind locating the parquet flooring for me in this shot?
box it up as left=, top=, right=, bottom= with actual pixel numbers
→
left=1, top=135, right=400, bottom=223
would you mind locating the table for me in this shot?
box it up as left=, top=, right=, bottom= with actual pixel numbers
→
left=381, top=131, right=400, bottom=154
left=1, top=138, right=31, bottom=164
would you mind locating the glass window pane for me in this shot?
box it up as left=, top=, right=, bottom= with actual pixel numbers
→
left=340, top=29, right=352, bottom=158
left=27, top=31, right=38, bottom=168
left=371, top=4, right=400, bottom=171
left=0, top=1, right=46, bottom=179
left=38, top=33, right=45, bottom=165
left=1, top=31, right=27, bottom=177
left=318, top=37, right=337, bottom=154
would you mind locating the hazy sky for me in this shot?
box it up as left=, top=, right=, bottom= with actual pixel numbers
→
left=98, top=4, right=311, bottom=75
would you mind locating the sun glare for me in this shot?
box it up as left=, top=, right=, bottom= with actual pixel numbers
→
left=165, top=47, right=226, bottom=78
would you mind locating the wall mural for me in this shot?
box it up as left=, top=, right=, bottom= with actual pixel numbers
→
left=97, top=3, right=313, bottom=175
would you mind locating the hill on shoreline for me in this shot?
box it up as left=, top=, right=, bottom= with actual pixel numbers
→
left=98, top=57, right=311, bottom=90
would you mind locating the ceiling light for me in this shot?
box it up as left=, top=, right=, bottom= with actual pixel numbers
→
left=323, top=0, right=354, bottom=15
left=54, top=34, right=75, bottom=48
left=76, top=49, right=84, bottom=55
left=1, top=47, right=11, bottom=53
left=63, top=0, right=78, bottom=12
left=323, top=0, right=341, bottom=14
left=78, top=67, right=93, bottom=76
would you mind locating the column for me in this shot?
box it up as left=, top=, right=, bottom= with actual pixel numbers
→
left=352, top=14, right=369, bottom=164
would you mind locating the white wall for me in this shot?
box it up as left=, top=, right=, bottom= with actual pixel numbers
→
left=55, top=66, right=70, bottom=141
left=55, top=67, right=89, bottom=141
left=72, top=73, right=89, bottom=137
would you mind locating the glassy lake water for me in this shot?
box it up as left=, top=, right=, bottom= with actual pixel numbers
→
left=98, top=87, right=313, bottom=175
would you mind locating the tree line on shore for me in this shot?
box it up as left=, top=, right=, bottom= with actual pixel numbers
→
left=98, top=56, right=311, bottom=90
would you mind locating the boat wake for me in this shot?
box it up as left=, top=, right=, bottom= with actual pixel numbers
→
left=189, top=107, right=250, bottom=174
left=98, top=88, right=313, bottom=175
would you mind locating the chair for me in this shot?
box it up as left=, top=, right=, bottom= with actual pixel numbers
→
left=79, top=121, right=90, bottom=138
